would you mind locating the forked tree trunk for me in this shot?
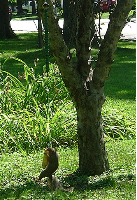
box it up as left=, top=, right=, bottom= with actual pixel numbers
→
left=73, top=0, right=109, bottom=174
left=38, top=0, right=134, bottom=176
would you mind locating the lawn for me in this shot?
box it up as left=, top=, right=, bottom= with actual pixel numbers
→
left=0, top=33, right=136, bottom=199
left=0, top=140, right=135, bottom=199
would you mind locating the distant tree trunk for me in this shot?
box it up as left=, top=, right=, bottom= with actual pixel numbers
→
left=37, top=1, right=44, bottom=48
left=0, top=0, right=16, bottom=39
left=11, top=2, right=16, bottom=12
left=38, top=9, right=44, bottom=48
left=17, top=0, right=23, bottom=15
left=32, top=0, right=36, bottom=14
left=63, top=0, right=77, bottom=48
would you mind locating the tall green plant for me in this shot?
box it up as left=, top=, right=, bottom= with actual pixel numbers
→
left=0, top=57, right=76, bottom=152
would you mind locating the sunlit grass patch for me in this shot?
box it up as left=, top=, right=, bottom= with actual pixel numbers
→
left=0, top=140, right=135, bottom=199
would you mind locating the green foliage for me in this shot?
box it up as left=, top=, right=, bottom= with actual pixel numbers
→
left=132, top=1, right=136, bottom=10
left=8, top=0, right=17, bottom=3
left=103, top=110, right=135, bottom=140
left=0, top=57, right=77, bottom=153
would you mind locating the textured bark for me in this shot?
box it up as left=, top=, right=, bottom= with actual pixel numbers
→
left=0, top=0, right=16, bottom=39
left=38, top=0, right=134, bottom=176
left=76, top=86, right=109, bottom=175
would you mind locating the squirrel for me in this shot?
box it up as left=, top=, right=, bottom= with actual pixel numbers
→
left=34, top=147, right=73, bottom=191
left=35, top=147, right=61, bottom=190
left=39, top=147, right=59, bottom=180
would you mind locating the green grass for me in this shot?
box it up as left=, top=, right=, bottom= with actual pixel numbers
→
left=0, top=140, right=135, bottom=199
left=102, top=41, right=136, bottom=140
left=0, top=33, right=44, bottom=76
left=12, top=13, right=38, bottom=21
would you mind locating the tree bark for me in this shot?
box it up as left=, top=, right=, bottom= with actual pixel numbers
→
left=76, top=86, right=109, bottom=175
left=0, top=0, right=16, bottom=39
left=38, top=0, right=134, bottom=176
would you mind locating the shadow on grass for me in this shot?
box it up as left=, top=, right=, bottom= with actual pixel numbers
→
left=0, top=33, right=39, bottom=57
left=0, top=173, right=135, bottom=199
left=63, top=172, right=135, bottom=191
left=0, top=33, right=55, bottom=77
left=0, top=180, right=49, bottom=199
left=62, top=172, right=115, bottom=191
left=0, top=177, right=114, bottom=199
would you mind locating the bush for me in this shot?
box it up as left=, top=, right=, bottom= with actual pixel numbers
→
left=0, top=58, right=76, bottom=153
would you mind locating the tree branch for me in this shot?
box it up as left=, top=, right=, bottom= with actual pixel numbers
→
left=45, top=0, right=83, bottom=99
left=76, top=0, right=94, bottom=78
left=93, top=0, right=135, bottom=89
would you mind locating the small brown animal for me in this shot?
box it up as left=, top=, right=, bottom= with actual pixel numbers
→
left=36, top=148, right=61, bottom=190
left=35, top=148, right=73, bottom=191
left=39, top=148, right=59, bottom=180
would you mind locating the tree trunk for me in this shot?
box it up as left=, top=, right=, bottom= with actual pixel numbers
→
left=39, top=0, right=134, bottom=176
left=38, top=10, right=44, bottom=48
left=0, top=0, right=16, bottom=39
left=76, top=88, right=109, bottom=175
left=37, top=1, right=44, bottom=48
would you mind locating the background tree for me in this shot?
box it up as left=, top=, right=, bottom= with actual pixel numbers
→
left=17, top=0, right=23, bottom=14
left=63, top=0, right=77, bottom=47
left=0, top=0, right=16, bottom=39
left=32, top=0, right=36, bottom=14
left=37, top=0, right=44, bottom=48
left=38, top=0, right=134, bottom=176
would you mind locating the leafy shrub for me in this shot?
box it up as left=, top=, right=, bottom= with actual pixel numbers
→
left=102, top=108, right=136, bottom=140
left=0, top=58, right=76, bottom=153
